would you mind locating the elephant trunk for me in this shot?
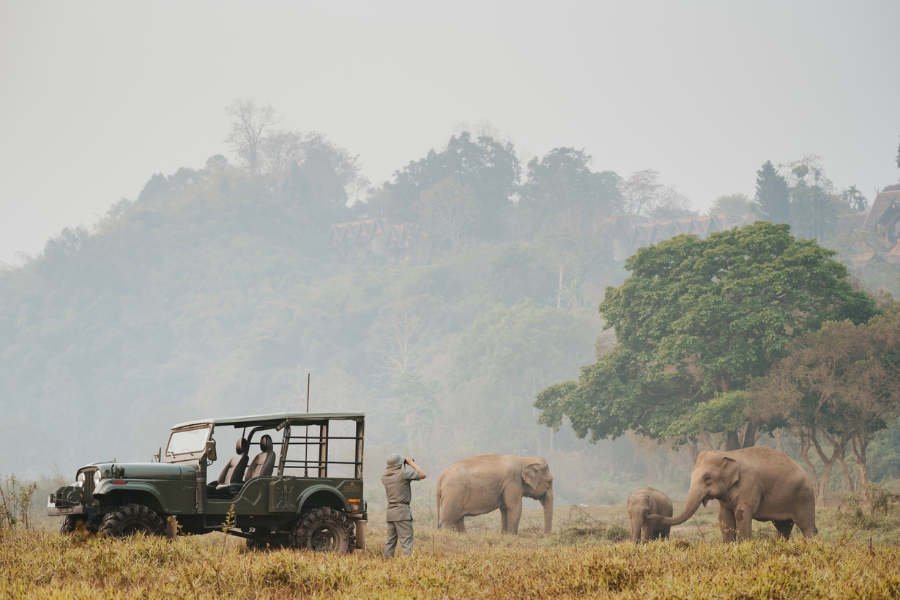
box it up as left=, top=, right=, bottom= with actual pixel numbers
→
left=649, top=487, right=704, bottom=527
left=629, top=510, right=643, bottom=543
left=541, top=487, right=553, bottom=534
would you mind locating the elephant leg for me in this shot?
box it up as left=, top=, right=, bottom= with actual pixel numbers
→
left=641, top=523, right=654, bottom=542
left=439, top=495, right=465, bottom=533
left=718, top=506, right=737, bottom=543
left=660, top=526, right=670, bottom=540
left=504, top=494, right=523, bottom=535
left=452, top=518, right=466, bottom=534
left=500, top=508, right=508, bottom=534
left=734, top=503, right=757, bottom=541
left=774, top=520, right=794, bottom=540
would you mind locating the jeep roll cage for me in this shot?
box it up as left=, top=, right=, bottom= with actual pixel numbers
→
left=167, top=412, right=365, bottom=478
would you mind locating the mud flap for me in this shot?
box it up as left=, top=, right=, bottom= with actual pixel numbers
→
left=355, top=520, right=366, bottom=550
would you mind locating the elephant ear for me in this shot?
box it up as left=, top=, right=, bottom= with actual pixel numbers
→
left=522, top=462, right=550, bottom=497
left=722, top=456, right=740, bottom=488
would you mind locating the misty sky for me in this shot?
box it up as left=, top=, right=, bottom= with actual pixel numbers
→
left=1, top=1, right=898, bottom=265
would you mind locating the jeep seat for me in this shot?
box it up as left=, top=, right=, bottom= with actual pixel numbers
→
left=210, top=438, right=250, bottom=496
left=245, top=434, right=276, bottom=479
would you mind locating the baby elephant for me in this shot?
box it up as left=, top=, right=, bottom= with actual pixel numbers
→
left=626, top=487, right=673, bottom=543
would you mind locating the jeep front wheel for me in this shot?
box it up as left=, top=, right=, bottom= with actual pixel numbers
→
left=291, top=507, right=355, bottom=553
left=60, top=515, right=88, bottom=534
left=98, top=504, right=165, bottom=538
left=246, top=533, right=290, bottom=551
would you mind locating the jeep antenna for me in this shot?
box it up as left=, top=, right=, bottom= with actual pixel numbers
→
left=306, top=373, right=310, bottom=413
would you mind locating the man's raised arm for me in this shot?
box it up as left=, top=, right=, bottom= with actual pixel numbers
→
left=405, top=456, right=426, bottom=479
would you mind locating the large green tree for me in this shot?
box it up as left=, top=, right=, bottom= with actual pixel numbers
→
left=754, top=161, right=790, bottom=224
left=535, top=222, right=877, bottom=451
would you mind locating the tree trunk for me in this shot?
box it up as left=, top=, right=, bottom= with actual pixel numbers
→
left=699, top=432, right=720, bottom=452
left=774, top=428, right=785, bottom=454
left=798, top=429, right=821, bottom=501
left=838, top=455, right=855, bottom=494
left=850, top=435, right=870, bottom=504
left=741, top=420, right=759, bottom=448
left=817, top=460, right=836, bottom=507
left=725, top=430, right=741, bottom=451
left=686, top=440, right=699, bottom=465
left=810, top=430, right=846, bottom=507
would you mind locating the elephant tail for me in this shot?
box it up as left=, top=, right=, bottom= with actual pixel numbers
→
left=436, top=486, right=442, bottom=529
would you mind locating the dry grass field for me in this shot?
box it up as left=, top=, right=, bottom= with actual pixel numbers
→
left=2, top=503, right=899, bottom=598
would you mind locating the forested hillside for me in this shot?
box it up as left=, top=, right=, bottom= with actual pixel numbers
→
left=2, top=102, right=899, bottom=503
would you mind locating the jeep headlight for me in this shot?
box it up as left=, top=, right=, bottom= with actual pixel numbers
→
left=76, top=472, right=85, bottom=487
left=93, top=470, right=101, bottom=486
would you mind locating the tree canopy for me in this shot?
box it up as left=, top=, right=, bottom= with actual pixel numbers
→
left=371, top=132, right=520, bottom=240
left=535, top=221, right=878, bottom=451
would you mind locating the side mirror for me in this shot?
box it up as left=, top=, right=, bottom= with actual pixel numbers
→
left=204, top=440, right=217, bottom=463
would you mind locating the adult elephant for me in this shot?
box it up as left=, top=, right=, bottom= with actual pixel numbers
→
left=647, top=447, right=817, bottom=541
left=436, top=454, right=553, bottom=534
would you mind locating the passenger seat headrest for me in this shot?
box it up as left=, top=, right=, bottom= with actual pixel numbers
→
left=235, top=437, right=249, bottom=455
left=260, top=434, right=273, bottom=452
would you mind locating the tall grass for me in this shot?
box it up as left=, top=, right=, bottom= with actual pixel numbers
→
left=2, top=509, right=899, bottom=599
left=5, top=480, right=900, bottom=598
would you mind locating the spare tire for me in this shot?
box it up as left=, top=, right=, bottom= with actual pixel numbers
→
left=291, top=507, right=355, bottom=553
left=98, top=504, right=165, bottom=538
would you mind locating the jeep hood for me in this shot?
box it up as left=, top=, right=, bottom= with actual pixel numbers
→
left=91, top=462, right=196, bottom=480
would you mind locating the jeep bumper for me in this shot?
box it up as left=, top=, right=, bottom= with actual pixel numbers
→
left=47, top=495, right=85, bottom=516
left=47, top=495, right=100, bottom=517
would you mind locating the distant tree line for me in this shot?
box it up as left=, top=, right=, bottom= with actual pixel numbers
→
left=4, top=97, right=898, bottom=503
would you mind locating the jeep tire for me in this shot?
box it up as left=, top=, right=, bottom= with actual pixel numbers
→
left=98, top=504, right=165, bottom=538
left=246, top=533, right=289, bottom=551
left=60, top=515, right=88, bottom=534
left=291, top=507, right=355, bottom=553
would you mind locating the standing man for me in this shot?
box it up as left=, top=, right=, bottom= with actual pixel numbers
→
left=382, top=453, right=426, bottom=558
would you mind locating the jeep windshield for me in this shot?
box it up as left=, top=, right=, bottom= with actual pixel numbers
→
left=165, top=425, right=211, bottom=461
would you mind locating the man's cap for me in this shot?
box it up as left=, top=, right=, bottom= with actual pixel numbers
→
left=386, top=453, right=404, bottom=467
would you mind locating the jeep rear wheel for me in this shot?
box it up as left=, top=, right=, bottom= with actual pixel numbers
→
left=291, top=507, right=355, bottom=553
left=99, top=504, right=165, bottom=538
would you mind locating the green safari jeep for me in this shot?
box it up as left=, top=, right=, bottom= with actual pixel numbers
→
left=48, top=412, right=367, bottom=552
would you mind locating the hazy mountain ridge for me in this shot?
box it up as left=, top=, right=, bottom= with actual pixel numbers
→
left=4, top=136, right=899, bottom=503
